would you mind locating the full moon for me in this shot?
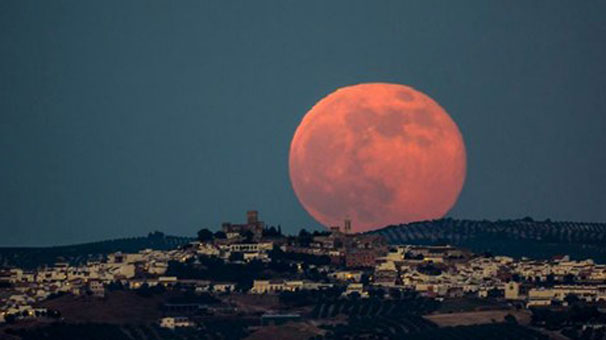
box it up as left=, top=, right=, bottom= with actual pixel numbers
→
left=289, top=83, right=466, bottom=233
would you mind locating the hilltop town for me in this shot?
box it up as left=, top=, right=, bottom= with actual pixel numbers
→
left=1, top=211, right=606, bottom=340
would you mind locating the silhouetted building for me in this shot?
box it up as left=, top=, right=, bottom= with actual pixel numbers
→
left=247, top=210, right=259, bottom=224
left=221, top=210, right=265, bottom=239
left=344, top=219, right=352, bottom=233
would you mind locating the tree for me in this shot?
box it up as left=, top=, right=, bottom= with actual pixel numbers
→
left=545, top=274, right=555, bottom=286
left=504, top=314, right=518, bottom=324
left=361, top=273, right=371, bottom=285
left=236, top=278, right=253, bottom=293
left=135, top=283, right=152, bottom=297
left=298, top=229, right=312, bottom=247
left=263, top=226, right=280, bottom=237
left=564, top=293, right=580, bottom=306
left=242, top=230, right=254, bottom=242
left=563, top=273, right=575, bottom=284
left=107, top=281, right=124, bottom=291
left=229, top=252, right=244, bottom=262
left=299, top=229, right=311, bottom=238
left=369, top=288, right=385, bottom=299
left=4, top=313, right=17, bottom=323
left=197, top=228, right=214, bottom=242
left=148, top=231, right=165, bottom=239
left=269, top=244, right=286, bottom=260
left=348, top=292, right=361, bottom=300
left=214, top=231, right=227, bottom=239
left=47, top=309, right=61, bottom=318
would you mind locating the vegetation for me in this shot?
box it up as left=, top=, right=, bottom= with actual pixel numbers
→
left=320, top=323, right=549, bottom=340
left=7, top=321, right=252, bottom=340
left=527, top=305, right=606, bottom=340
left=307, top=292, right=441, bottom=340
left=0, top=232, right=193, bottom=269
left=310, top=294, right=440, bottom=319
left=321, top=313, right=437, bottom=339
left=436, top=297, right=508, bottom=313
left=262, top=225, right=283, bottom=237
left=531, top=305, right=606, bottom=330
left=306, top=291, right=550, bottom=340
left=7, top=322, right=131, bottom=340
left=4, top=217, right=604, bottom=268
left=7, top=321, right=551, bottom=340
left=373, top=218, right=606, bottom=262
left=279, top=287, right=345, bottom=307
left=196, top=228, right=214, bottom=242
left=311, top=296, right=546, bottom=340
left=563, top=326, right=606, bottom=340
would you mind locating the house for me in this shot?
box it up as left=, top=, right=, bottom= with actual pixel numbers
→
left=107, top=252, right=144, bottom=265
left=158, top=276, right=178, bottom=287
left=342, top=283, right=369, bottom=298
left=225, top=242, right=273, bottom=253
left=88, top=280, right=105, bottom=298
left=159, top=316, right=194, bottom=330
left=329, top=271, right=363, bottom=282
left=374, top=261, right=398, bottom=284
left=478, top=288, right=489, bottom=298
left=243, top=252, right=269, bottom=262
left=302, top=282, right=334, bottom=290
left=212, top=282, right=236, bottom=293
left=250, top=280, right=303, bottom=294
left=0, top=269, right=23, bottom=283
left=105, top=263, right=136, bottom=279
left=195, top=243, right=221, bottom=256
left=505, top=281, right=522, bottom=300
left=527, top=285, right=606, bottom=305
left=415, top=283, right=449, bottom=297
left=146, top=261, right=168, bottom=275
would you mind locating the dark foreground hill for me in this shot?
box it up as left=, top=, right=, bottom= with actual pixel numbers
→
left=0, top=232, right=193, bottom=269
left=372, top=217, right=606, bottom=262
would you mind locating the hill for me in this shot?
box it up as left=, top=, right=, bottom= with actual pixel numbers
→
left=372, top=217, right=606, bottom=262
left=0, top=232, right=194, bottom=269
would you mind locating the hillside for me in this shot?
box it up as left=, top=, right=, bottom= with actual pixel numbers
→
left=372, top=217, right=606, bottom=262
left=0, top=232, right=194, bottom=269
left=3, top=217, right=606, bottom=269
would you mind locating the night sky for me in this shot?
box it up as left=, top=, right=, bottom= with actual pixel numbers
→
left=1, top=1, right=605, bottom=246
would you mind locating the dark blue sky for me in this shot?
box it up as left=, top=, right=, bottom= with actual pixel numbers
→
left=1, top=1, right=605, bottom=246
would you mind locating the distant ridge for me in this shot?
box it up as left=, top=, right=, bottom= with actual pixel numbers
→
left=371, top=217, right=606, bottom=262
left=4, top=218, right=606, bottom=269
left=0, top=232, right=194, bottom=269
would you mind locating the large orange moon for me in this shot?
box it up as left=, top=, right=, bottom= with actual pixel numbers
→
left=289, top=83, right=466, bottom=233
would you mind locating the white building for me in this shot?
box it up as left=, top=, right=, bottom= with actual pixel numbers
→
left=250, top=280, right=303, bottom=294
left=342, top=283, right=369, bottom=298
left=159, top=316, right=194, bottom=330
